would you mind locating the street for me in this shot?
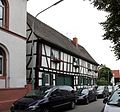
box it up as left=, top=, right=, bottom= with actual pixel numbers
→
left=64, top=99, right=104, bottom=112
left=4, top=99, right=104, bottom=112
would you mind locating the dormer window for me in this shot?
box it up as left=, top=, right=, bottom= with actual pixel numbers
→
left=73, top=57, right=79, bottom=67
left=0, top=0, right=9, bottom=28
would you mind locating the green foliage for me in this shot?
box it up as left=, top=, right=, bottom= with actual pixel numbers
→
left=90, top=0, right=120, bottom=59
left=98, top=65, right=112, bottom=85
left=97, top=77, right=108, bottom=85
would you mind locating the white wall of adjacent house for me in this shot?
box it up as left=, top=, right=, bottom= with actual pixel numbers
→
left=0, top=30, right=26, bottom=88
left=9, top=0, right=27, bottom=37
left=0, top=0, right=27, bottom=88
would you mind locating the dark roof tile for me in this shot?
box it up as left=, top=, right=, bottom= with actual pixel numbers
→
left=27, top=13, right=98, bottom=65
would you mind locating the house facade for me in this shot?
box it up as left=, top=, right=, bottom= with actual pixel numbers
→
left=0, top=0, right=27, bottom=88
left=0, top=0, right=30, bottom=111
left=27, top=13, right=99, bottom=90
left=112, top=70, right=120, bottom=84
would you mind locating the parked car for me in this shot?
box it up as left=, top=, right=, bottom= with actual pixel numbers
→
left=102, top=88, right=120, bottom=112
left=10, top=85, right=76, bottom=112
left=97, top=86, right=109, bottom=98
left=114, top=85, right=119, bottom=90
left=108, top=85, right=114, bottom=94
left=76, top=87, right=97, bottom=104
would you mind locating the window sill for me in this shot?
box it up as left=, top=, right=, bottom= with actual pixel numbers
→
left=0, top=76, right=6, bottom=79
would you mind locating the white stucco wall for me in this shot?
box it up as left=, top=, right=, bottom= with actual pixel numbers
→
left=9, top=0, right=27, bottom=37
left=0, top=80, right=5, bottom=88
left=0, top=30, right=26, bottom=88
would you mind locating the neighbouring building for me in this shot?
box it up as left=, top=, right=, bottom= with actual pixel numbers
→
left=27, top=13, right=99, bottom=90
left=0, top=0, right=31, bottom=111
left=112, top=70, right=120, bottom=84
left=0, top=0, right=27, bottom=88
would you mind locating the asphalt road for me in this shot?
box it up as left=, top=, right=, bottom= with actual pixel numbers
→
left=4, top=99, right=104, bottom=112
left=65, top=99, right=104, bottom=112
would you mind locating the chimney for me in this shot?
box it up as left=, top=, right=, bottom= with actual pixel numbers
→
left=72, top=37, right=78, bottom=46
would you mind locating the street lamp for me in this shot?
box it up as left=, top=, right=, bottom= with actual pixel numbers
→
left=31, top=0, right=64, bottom=89
left=35, top=0, right=64, bottom=18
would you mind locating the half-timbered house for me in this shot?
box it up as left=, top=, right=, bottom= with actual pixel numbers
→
left=27, top=13, right=99, bottom=89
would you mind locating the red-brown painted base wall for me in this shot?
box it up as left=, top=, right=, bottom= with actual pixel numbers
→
left=0, top=84, right=32, bottom=112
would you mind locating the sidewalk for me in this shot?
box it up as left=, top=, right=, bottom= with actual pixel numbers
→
left=2, top=110, right=10, bottom=112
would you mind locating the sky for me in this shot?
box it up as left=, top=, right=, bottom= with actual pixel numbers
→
left=27, top=0, right=120, bottom=70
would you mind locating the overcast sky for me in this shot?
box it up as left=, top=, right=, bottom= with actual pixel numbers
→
left=27, top=0, right=120, bottom=70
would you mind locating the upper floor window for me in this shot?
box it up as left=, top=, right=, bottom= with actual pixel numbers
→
left=73, top=57, right=79, bottom=67
left=87, top=63, right=90, bottom=68
left=51, top=49, right=60, bottom=58
left=51, top=49, right=61, bottom=63
left=0, top=0, right=9, bottom=28
left=0, top=0, right=4, bottom=27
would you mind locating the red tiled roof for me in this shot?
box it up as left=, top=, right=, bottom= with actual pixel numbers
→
left=112, top=70, right=120, bottom=78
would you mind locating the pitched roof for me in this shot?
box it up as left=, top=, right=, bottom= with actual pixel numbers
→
left=27, top=13, right=99, bottom=65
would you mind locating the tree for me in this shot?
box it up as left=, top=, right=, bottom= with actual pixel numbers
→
left=97, top=77, right=108, bottom=85
left=90, top=0, right=120, bottom=59
left=97, top=65, right=113, bottom=85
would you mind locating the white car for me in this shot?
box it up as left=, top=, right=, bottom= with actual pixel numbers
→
left=108, top=85, right=113, bottom=94
left=102, top=88, right=120, bottom=112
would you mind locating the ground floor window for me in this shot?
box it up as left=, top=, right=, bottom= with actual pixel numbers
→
left=83, top=76, right=88, bottom=85
left=0, top=55, right=3, bottom=75
left=45, top=74, right=50, bottom=85
left=87, top=77, right=91, bottom=86
left=0, top=47, right=6, bottom=77
left=78, top=76, right=83, bottom=86
left=42, top=73, right=53, bottom=86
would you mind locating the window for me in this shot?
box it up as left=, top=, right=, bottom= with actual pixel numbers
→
left=51, top=49, right=61, bottom=63
left=0, top=0, right=9, bottom=28
left=0, top=0, right=4, bottom=27
left=0, top=47, right=6, bottom=76
left=73, top=57, right=79, bottom=67
left=45, top=74, right=50, bottom=85
left=0, top=55, right=3, bottom=74
left=87, top=63, right=90, bottom=69
left=51, top=49, right=60, bottom=59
